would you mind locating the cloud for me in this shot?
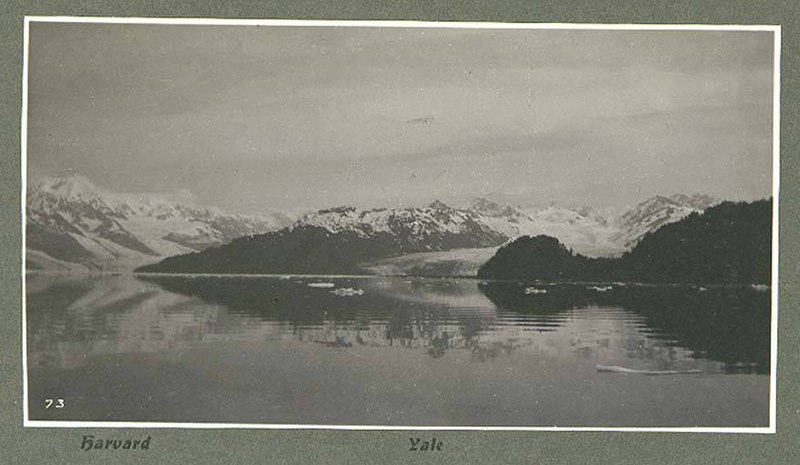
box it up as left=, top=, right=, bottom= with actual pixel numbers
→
left=26, top=23, right=775, bottom=213
left=406, top=116, right=435, bottom=124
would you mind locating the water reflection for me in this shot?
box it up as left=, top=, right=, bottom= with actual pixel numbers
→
left=478, top=281, right=770, bottom=373
left=25, top=273, right=771, bottom=426
left=141, top=275, right=508, bottom=362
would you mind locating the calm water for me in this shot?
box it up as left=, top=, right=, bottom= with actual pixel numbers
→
left=26, top=274, right=771, bottom=427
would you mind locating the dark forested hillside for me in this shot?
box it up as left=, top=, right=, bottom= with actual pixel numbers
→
left=477, top=199, right=772, bottom=285
left=136, top=222, right=505, bottom=275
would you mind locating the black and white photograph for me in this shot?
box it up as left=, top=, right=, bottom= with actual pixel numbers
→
left=22, top=18, right=779, bottom=430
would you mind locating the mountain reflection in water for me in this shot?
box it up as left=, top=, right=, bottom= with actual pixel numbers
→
left=478, top=281, right=770, bottom=374
left=25, top=274, right=770, bottom=426
left=27, top=275, right=770, bottom=372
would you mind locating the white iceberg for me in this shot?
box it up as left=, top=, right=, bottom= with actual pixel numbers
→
left=587, top=285, right=612, bottom=292
left=524, top=287, right=547, bottom=295
left=330, top=287, right=365, bottom=296
left=750, top=284, right=769, bottom=292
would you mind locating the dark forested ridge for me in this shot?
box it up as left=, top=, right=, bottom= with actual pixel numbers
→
left=477, top=199, right=772, bottom=285
left=136, top=223, right=505, bottom=275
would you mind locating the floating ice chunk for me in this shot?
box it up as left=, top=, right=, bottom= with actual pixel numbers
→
left=330, top=287, right=364, bottom=296
left=587, top=285, right=612, bottom=292
left=524, top=287, right=547, bottom=295
left=750, top=284, right=769, bottom=292
left=597, top=364, right=701, bottom=375
left=307, top=282, right=335, bottom=288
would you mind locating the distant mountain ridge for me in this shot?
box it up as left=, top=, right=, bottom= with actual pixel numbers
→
left=138, top=195, right=726, bottom=276
left=296, top=201, right=504, bottom=247
left=26, top=176, right=292, bottom=270
left=611, top=193, right=719, bottom=248
left=137, top=203, right=509, bottom=274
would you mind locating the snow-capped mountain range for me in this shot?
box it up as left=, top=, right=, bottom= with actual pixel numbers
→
left=610, top=193, right=719, bottom=248
left=26, top=176, right=292, bottom=270
left=296, top=201, right=505, bottom=247
left=296, top=193, right=717, bottom=259
left=26, top=175, right=719, bottom=272
left=472, top=194, right=718, bottom=254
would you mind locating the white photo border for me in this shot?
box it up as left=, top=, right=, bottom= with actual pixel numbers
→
left=20, top=16, right=782, bottom=433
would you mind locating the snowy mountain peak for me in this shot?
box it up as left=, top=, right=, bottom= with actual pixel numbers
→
left=33, top=175, right=101, bottom=201
left=669, top=193, right=719, bottom=210
left=468, top=197, right=526, bottom=219
left=612, top=193, right=718, bottom=248
left=469, top=197, right=501, bottom=213
left=26, top=176, right=292, bottom=271
left=292, top=203, right=507, bottom=254
left=427, top=200, right=451, bottom=210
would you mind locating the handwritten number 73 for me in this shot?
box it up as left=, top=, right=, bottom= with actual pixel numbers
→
left=45, top=398, right=65, bottom=409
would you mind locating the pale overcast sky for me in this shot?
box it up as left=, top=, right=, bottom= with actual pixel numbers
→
left=26, top=22, right=775, bottom=213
